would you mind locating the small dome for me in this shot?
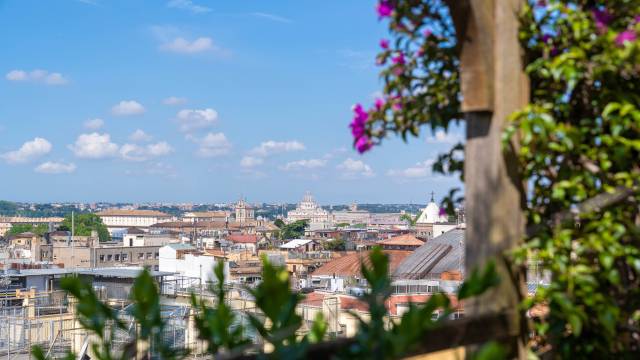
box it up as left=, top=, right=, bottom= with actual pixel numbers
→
left=416, top=192, right=448, bottom=224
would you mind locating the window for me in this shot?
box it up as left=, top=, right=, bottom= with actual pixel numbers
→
left=154, top=265, right=159, bottom=271
left=154, top=252, right=159, bottom=259
left=114, top=254, right=120, bottom=261
left=107, top=254, right=112, bottom=261
left=99, top=255, right=105, bottom=262
left=122, top=253, right=128, bottom=261
left=146, top=252, right=152, bottom=260
left=138, top=253, right=144, bottom=260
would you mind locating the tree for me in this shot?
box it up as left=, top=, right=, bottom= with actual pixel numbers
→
left=399, top=213, right=417, bottom=226
left=323, top=238, right=346, bottom=251
left=279, top=219, right=309, bottom=240
left=60, top=213, right=110, bottom=242
left=7, top=223, right=48, bottom=236
left=274, top=218, right=285, bottom=228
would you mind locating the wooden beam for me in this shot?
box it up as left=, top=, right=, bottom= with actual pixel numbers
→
left=462, top=0, right=529, bottom=358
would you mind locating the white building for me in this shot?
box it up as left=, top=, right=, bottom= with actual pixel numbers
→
left=122, top=228, right=180, bottom=247
left=287, top=192, right=331, bottom=230
left=332, top=203, right=370, bottom=225
left=96, top=209, right=173, bottom=237
left=158, top=244, right=228, bottom=284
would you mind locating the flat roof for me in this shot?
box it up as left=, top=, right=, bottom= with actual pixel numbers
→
left=5, top=267, right=175, bottom=278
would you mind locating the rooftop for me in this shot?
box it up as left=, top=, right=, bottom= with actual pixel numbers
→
left=393, top=228, right=464, bottom=280
left=96, top=209, right=171, bottom=217
left=312, top=250, right=412, bottom=277
left=376, top=234, right=424, bottom=247
left=280, top=239, right=314, bottom=249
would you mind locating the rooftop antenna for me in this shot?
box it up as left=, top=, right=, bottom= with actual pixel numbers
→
left=430, top=191, right=435, bottom=203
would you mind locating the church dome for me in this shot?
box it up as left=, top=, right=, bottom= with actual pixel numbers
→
left=416, top=192, right=448, bottom=224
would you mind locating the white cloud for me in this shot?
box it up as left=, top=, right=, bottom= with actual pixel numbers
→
left=35, top=161, right=76, bottom=174
left=160, top=37, right=215, bottom=54
left=120, top=142, right=173, bottom=162
left=83, top=118, right=104, bottom=130
left=111, top=100, right=145, bottom=116
left=1, top=137, right=52, bottom=164
left=129, top=129, right=153, bottom=142
left=240, top=156, right=264, bottom=168
left=68, top=133, right=119, bottom=159
left=167, top=0, right=211, bottom=13
left=280, top=159, right=327, bottom=171
left=337, top=158, right=374, bottom=178
left=163, top=96, right=187, bottom=106
left=250, top=12, right=293, bottom=23
left=249, top=140, right=305, bottom=157
left=187, top=132, right=231, bottom=157
left=425, top=130, right=463, bottom=144
left=386, top=159, right=435, bottom=179
left=5, top=69, right=68, bottom=85
left=176, top=108, right=218, bottom=132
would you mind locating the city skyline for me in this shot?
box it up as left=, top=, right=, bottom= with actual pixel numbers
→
left=0, top=0, right=463, bottom=203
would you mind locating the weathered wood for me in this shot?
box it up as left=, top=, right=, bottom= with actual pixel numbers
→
left=461, top=0, right=529, bottom=358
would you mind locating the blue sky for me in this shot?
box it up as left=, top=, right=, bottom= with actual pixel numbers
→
left=0, top=0, right=462, bottom=204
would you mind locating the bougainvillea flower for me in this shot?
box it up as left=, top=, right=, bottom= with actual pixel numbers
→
left=392, top=101, right=403, bottom=111
left=423, top=29, right=432, bottom=37
left=392, top=52, right=405, bottom=65
left=374, top=98, right=385, bottom=111
left=379, top=39, right=390, bottom=49
left=438, top=208, right=448, bottom=217
left=376, top=1, right=393, bottom=18
left=592, top=9, right=613, bottom=31
left=350, top=104, right=368, bottom=139
left=541, top=34, right=552, bottom=43
left=355, top=136, right=373, bottom=153
left=615, top=30, right=637, bottom=45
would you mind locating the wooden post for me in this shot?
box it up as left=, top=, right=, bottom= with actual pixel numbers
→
left=457, top=0, right=529, bottom=357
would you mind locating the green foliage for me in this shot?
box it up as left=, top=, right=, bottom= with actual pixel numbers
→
left=7, top=223, right=48, bottom=236
left=506, top=1, right=640, bottom=356
left=191, top=262, right=251, bottom=355
left=278, top=219, right=308, bottom=240
left=60, top=213, right=110, bottom=242
left=273, top=218, right=285, bottom=228
left=399, top=213, right=417, bottom=226
left=323, top=238, right=346, bottom=251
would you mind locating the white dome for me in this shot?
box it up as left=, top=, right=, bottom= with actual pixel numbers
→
left=416, top=200, right=448, bottom=224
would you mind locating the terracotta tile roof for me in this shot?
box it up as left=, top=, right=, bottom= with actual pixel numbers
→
left=312, top=250, right=412, bottom=277
left=376, top=234, right=424, bottom=247
left=96, top=209, right=170, bottom=217
left=227, top=234, right=258, bottom=244
left=184, top=211, right=229, bottom=218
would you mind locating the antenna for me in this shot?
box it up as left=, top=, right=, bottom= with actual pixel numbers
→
left=72, top=211, right=76, bottom=274
left=430, top=191, right=435, bottom=202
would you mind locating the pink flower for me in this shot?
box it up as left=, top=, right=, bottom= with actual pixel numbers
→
left=392, top=52, right=405, bottom=65
left=635, top=15, right=640, bottom=24
left=392, top=67, right=404, bottom=76
left=379, top=39, right=389, bottom=49
left=374, top=98, right=385, bottom=111
left=616, top=30, right=637, bottom=45
left=438, top=208, right=448, bottom=217
left=350, top=104, right=368, bottom=139
left=392, top=101, right=402, bottom=111
left=423, top=29, right=432, bottom=38
left=376, top=1, right=393, bottom=18
left=592, top=9, right=613, bottom=32
left=355, top=136, right=373, bottom=153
